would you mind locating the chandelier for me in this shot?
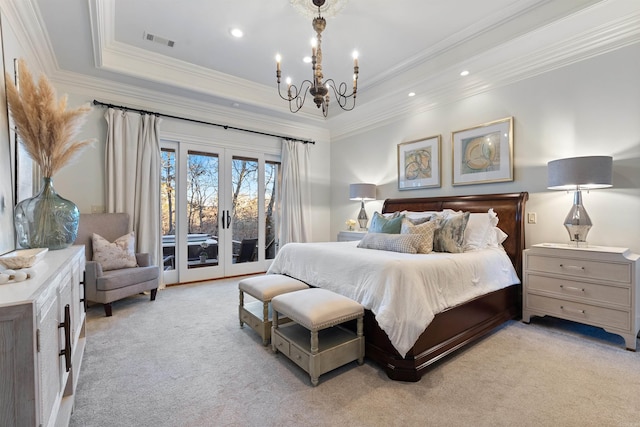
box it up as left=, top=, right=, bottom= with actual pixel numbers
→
left=276, top=0, right=359, bottom=117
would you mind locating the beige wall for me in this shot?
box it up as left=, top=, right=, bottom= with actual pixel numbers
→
left=331, top=43, right=640, bottom=253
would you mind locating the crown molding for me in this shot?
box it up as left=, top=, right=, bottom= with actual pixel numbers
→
left=5, top=0, right=639, bottom=143
left=362, top=0, right=552, bottom=91
left=0, top=0, right=58, bottom=73
left=88, top=0, right=326, bottom=123
left=50, top=69, right=330, bottom=144
left=329, top=0, right=640, bottom=140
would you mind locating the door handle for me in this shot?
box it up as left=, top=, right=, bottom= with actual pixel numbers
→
left=220, top=210, right=231, bottom=229
left=58, top=304, right=72, bottom=372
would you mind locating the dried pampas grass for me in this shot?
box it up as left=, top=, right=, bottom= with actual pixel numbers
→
left=4, top=58, right=93, bottom=177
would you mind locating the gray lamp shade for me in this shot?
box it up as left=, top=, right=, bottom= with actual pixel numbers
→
left=547, top=156, right=613, bottom=190
left=349, top=183, right=376, bottom=200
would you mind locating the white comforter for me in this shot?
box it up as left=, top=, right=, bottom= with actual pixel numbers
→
left=267, top=241, right=520, bottom=357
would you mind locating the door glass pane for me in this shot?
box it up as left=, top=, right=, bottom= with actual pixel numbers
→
left=187, top=151, right=219, bottom=269
left=265, top=160, right=280, bottom=260
left=161, top=148, right=176, bottom=271
left=232, top=156, right=258, bottom=263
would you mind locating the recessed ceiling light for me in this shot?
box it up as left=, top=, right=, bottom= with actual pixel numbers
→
left=303, top=56, right=312, bottom=63
left=408, top=92, right=416, bottom=97
left=460, top=70, right=470, bottom=76
left=230, top=28, right=243, bottom=38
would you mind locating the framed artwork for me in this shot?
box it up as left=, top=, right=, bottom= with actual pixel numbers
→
left=12, top=58, right=37, bottom=204
left=397, top=135, right=441, bottom=190
left=452, top=117, right=513, bottom=186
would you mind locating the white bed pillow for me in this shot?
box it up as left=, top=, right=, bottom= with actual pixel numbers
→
left=463, top=208, right=499, bottom=251
left=486, top=227, right=509, bottom=247
left=382, top=211, right=402, bottom=219
left=400, top=210, right=438, bottom=221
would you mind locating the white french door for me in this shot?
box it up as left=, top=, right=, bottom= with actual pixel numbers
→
left=161, top=140, right=280, bottom=284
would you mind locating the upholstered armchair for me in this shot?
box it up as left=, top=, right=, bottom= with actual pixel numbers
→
left=74, top=213, right=159, bottom=316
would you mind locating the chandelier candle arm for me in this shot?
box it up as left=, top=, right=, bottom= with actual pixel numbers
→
left=275, top=0, right=359, bottom=117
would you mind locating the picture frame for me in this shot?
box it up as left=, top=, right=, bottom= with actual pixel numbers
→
left=0, top=26, right=16, bottom=255
left=452, top=117, right=513, bottom=186
left=397, top=135, right=441, bottom=190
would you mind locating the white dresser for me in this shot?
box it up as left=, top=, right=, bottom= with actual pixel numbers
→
left=523, top=243, right=639, bottom=350
left=337, top=231, right=366, bottom=242
left=0, top=246, right=86, bottom=427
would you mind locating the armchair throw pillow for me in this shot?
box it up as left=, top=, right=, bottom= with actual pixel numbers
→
left=92, top=232, right=138, bottom=271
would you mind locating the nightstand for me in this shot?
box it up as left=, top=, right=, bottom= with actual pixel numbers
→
left=337, top=231, right=366, bottom=242
left=523, top=243, right=639, bottom=350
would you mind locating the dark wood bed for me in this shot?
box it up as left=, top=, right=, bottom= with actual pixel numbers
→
left=358, top=192, right=528, bottom=382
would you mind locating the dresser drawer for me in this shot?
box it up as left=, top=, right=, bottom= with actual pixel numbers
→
left=289, top=344, right=311, bottom=371
left=526, top=294, right=630, bottom=331
left=525, top=274, right=631, bottom=307
left=526, top=254, right=631, bottom=283
left=240, top=307, right=262, bottom=331
left=272, top=332, right=290, bottom=356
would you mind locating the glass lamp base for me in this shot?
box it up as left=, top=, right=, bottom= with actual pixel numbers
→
left=563, top=190, right=592, bottom=246
left=357, top=201, right=368, bottom=230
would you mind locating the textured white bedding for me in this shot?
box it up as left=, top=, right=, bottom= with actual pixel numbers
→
left=267, top=241, right=520, bottom=357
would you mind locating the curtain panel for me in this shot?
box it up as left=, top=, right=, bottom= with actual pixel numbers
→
left=279, top=139, right=311, bottom=245
left=105, top=108, right=162, bottom=273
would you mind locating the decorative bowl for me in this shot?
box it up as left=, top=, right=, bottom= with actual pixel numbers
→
left=0, top=248, right=49, bottom=269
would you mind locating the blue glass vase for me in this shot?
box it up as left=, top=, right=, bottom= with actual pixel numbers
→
left=14, top=177, right=79, bottom=250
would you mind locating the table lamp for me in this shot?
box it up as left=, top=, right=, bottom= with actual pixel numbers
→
left=349, top=183, right=376, bottom=230
left=547, top=155, right=612, bottom=246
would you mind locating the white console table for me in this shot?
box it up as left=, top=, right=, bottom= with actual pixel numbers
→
left=0, top=246, right=86, bottom=426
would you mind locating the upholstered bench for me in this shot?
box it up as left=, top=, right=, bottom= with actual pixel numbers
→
left=271, top=288, right=365, bottom=386
left=239, top=274, right=309, bottom=345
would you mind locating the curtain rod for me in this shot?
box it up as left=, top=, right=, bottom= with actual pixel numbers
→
left=91, top=100, right=315, bottom=145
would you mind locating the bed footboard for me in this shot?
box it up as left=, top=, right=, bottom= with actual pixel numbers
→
left=362, top=285, right=520, bottom=382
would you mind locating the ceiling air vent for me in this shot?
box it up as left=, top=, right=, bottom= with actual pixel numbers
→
left=143, top=32, right=175, bottom=48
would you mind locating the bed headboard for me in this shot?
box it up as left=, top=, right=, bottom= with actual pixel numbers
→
left=382, top=192, right=528, bottom=278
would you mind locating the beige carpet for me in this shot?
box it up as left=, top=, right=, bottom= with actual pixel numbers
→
left=70, top=277, right=640, bottom=427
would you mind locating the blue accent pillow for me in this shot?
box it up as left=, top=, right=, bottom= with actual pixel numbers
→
left=368, top=212, right=405, bottom=234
